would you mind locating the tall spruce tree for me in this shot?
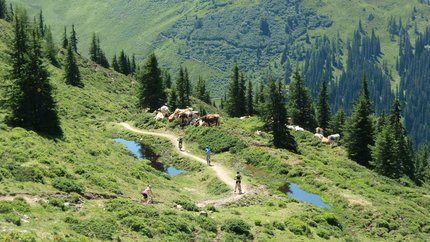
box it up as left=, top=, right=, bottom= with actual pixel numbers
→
left=64, top=44, right=83, bottom=87
left=38, top=9, right=44, bottom=37
left=168, top=87, right=178, bottom=110
left=237, top=73, right=246, bottom=116
left=112, top=54, right=120, bottom=72
left=415, top=144, right=429, bottom=185
left=175, top=67, right=188, bottom=108
left=390, top=98, right=414, bottom=179
left=43, top=26, right=59, bottom=67
left=344, top=76, right=374, bottom=167
left=287, top=67, right=316, bottom=131
left=226, top=65, right=240, bottom=117
left=316, top=77, right=331, bottom=130
left=62, top=26, right=68, bottom=49
left=70, top=24, right=78, bottom=53
left=265, top=77, right=297, bottom=152
left=372, top=123, right=398, bottom=178
left=119, top=50, right=130, bottom=75
left=184, top=68, right=191, bottom=106
left=8, top=12, right=61, bottom=136
left=246, top=80, right=254, bottom=115
left=0, top=0, right=7, bottom=19
left=89, top=33, right=98, bottom=62
left=328, top=108, right=345, bottom=136
left=196, top=77, right=210, bottom=104
left=137, top=53, right=166, bottom=111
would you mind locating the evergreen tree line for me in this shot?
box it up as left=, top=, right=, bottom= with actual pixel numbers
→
left=89, top=33, right=109, bottom=68
left=112, top=50, right=136, bottom=76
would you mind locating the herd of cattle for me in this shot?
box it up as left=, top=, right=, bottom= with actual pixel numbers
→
left=153, top=105, right=220, bottom=127
left=152, top=105, right=341, bottom=146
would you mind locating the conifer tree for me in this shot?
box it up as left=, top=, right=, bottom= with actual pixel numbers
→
left=344, top=76, right=374, bottom=167
left=38, top=9, right=44, bottom=37
left=6, top=3, right=13, bottom=22
left=246, top=80, right=254, bottom=115
left=89, top=33, right=98, bottom=62
left=70, top=24, right=78, bottom=53
left=8, top=12, right=61, bottom=136
left=43, top=26, right=59, bottom=67
left=237, top=73, right=246, bottom=116
left=0, top=0, right=7, bottom=19
left=226, top=65, right=240, bottom=117
left=175, top=67, right=188, bottom=108
left=287, top=67, right=316, bottom=130
left=131, top=54, right=136, bottom=74
left=168, top=87, right=178, bottom=110
left=415, top=144, right=429, bottom=185
left=196, top=77, right=210, bottom=103
left=372, top=124, right=398, bottom=178
left=137, top=53, right=166, bottom=111
left=316, top=77, right=330, bottom=130
left=162, top=70, right=171, bottom=89
left=329, top=108, right=345, bottom=136
left=119, top=50, right=130, bottom=75
left=64, top=44, right=83, bottom=87
left=265, top=77, right=297, bottom=152
left=62, top=26, right=68, bottom=49
left=112, top=54, right=120, bottom=72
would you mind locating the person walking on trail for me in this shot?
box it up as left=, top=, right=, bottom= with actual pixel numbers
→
left=234, top=171, right=242, bottom=194
left=141, top=185, right=153, bottom=204
left=178, top=137, right=183, bottom=151
left=205, top=146, right=212, bottom=166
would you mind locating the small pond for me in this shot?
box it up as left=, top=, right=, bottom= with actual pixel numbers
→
left=113, top=138, right=184, bottom=177
left=278, top=183, right=331, bottom=209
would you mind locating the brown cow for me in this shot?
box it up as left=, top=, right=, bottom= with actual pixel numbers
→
left=201, top=114, right=220, bottom=126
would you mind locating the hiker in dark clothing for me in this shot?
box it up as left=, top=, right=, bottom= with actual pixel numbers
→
left=234, top=171, right=242, bottom=194
left=205, top=146, right=211, bottom=166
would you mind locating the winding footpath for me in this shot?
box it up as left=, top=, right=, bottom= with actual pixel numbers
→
left=119, top=122, right=250, bottom=207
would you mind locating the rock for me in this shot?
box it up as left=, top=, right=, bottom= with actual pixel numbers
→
left=199, top=211, right=208, bottom=217
left=175, top=204, right=183, bottom=210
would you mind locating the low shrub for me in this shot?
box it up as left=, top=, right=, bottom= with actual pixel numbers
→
left=207, top=178, right=230, bottom=195
left=65, top=216, right=118, bottom=240
left=205, top=204, right=217, bottom=212
left=273, top=220, right=285, bottom=230
left=221, top=218, right=252, bottom=236
left=174, top=199, right=199, bottom=212
left=121, top=216, right=153, bottom=238
left=9, top=165, right=44, bottom=183
left=52, top=177, right=84, bottom=193
left=5, top=214, right=21, bottom=226
left=0, top=200, right=30, bottom=214
left=185, top=127, right=247, bottom=153
left=197, top=216, right=218, bottom=233
left=48, top=197, right=68, bottom=211
left=285, top=218, right=312, bottom=236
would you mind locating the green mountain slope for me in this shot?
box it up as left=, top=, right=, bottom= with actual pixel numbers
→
left=1, top=16, right=430, bottom=241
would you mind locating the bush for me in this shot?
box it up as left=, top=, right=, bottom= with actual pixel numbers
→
left=9, top=166, right=44, bottom=183
left=185, top=127, right=246, bottom=153
left=207, top=178, right=230, bottom=195
left=221, top=218, right=251, bottom=236
left=5, top=214, right=21, bottom=226
left=273, top=221, right=285, bottom=230
left=174, top=199, right=199, bottom=212
left=52, top=177, right=84, bottom=193
left=205, top=204, right=217, bottom=212
left=197, top=216, right=218, bottom=233
left=285, top=218, right=311, bottom=236
left=122, top=216, right=153, bottom=238
left=0, top=231, right=37, bottom=241
left=65, top=216, right=118, bottom=240
left=105, top=199, right=159, bottom=219
left=0, top=200, right=30, bottom=214
left=48, top=197, right=68, bottom=211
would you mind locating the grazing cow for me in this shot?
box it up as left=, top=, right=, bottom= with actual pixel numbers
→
left=321, top=137, right=331, bottom=145
left=168, top=108, right=194, bottom=125
left=315, top=127, right=324, bottom=135
left=160, top=105, right=170, bottom=114
left=294, top=126, right=304, bottom=132
left=287, top=125, right=295, bottom=130
left=201, top=114, right=220, bottom=126
left=154, top=112, right=165, bottom=121
left=328, top=134, right=340, bottom=146
left=314, top=133, right=324, bottom=140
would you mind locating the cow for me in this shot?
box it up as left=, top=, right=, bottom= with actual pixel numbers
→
left=168, top=108, right=194, bottom=124
left=314, top=133, right=324, bottom=140
left=154, top=112, right=165, bottom=121
left=315, top=127, right=324, bottom=135
left=294, top=126, right=304, bottom=132
left=201, top=114, right=220, bottom=126
left=321, top=137, right=331, bottom=145
left=328, top=134, right=340, bottom=146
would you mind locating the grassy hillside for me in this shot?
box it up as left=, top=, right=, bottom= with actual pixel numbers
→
left=1, top=13, right=430, bottom=242
left=9, top=0, right=430, bottom=97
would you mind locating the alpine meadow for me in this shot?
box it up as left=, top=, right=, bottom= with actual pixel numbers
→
left=0, top=0, right=430, bottom=241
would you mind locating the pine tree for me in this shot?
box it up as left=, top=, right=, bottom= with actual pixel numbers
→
left=38, top=9, right=44, bottom=37
left=8, top=12, right=61, bottom=136
left=237, top=73, right=246, bottom=116
left=287, top=67, right=316, bottom=131
left=196, top=77, right=210, bottom=103
left=226, top=65, right=240, bottom=117
left=89, top=33, right=98, bottom=62
left=119, top=50, right=129, bottom=75
left=329, top=108, right=345, bottom=135
left=112, top=54, right=120, bottom=72
left=168, top=87, right=177, bottom=110
left=184, top=68, right=191, bottom=106
left=175, top=67, right=187, bottom=108
left=0, top=0, right=7, bottom=19
left=6, top=3, right=13, bottom=22
left=43, top=26, right=59, bottom=67
left=316, top=77, right=330, bottom=130
left=70, top=24, right=78, bottom=53
left=265, top=77, right=297, bottom=152
left=246, top=80, right=254, bottom=115
left=344, top=76, right=374, bottom=167
left=62, top=26, right=68, bottom=49
left=131, top=54, right=136, bottom=74
left=390, top=98, right=414, bottom=179
left=64, top=44, right=83, bottom=87
left=372, top=124, right=398, bottom=178
left=415, top=144, right=429, bottom=185
left=137, top=53, right=166, bottom=111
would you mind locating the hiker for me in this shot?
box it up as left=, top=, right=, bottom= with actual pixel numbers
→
left=205, top=146, right=211, bottom=166
left=141, top=185, right=153, bottom=204
left=178, top=137, right=183, bottom=151
left=234, top=171, right=242, bottom=194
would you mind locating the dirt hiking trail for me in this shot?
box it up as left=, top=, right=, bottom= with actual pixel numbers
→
left=119, top=122, right=251, bottom=207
